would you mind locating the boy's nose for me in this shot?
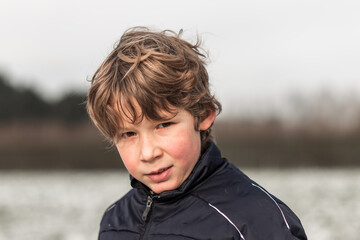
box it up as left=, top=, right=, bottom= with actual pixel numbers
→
left=139, top=134, right=161, bottom=162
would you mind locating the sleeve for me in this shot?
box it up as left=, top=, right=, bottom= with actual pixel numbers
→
left=249, top=183, right=308, bottom=240
left=277, top=201, right=307, bottom=240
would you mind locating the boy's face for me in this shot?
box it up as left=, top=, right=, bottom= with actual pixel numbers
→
left=114, top=103, right=214, bottom=194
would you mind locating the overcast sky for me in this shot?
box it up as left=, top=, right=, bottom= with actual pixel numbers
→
left=1, top=0, right=360, bottom=116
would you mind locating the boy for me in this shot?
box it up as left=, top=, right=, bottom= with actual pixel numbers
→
left=87, top=27, right=307, bottom=240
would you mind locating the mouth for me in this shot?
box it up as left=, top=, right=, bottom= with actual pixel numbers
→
left=145, top=166, right=173, bottom=183
left=147, top=166, right=172, bottom=175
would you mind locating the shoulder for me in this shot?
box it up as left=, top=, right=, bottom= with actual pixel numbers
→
left=191, top=160, right=253, bottom=201
left=99, top=189, right=144, bottom=233
left=192, top=162, right=307, bottom=239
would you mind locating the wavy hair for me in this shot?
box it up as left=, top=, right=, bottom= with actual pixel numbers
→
left=87, top=27, right=221, bottom=146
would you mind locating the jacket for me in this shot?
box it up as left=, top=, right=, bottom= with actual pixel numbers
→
left=99, top=143, right=307, bottom=240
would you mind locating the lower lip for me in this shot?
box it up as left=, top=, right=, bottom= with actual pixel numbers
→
left=146, top=167, right=172, bottom=183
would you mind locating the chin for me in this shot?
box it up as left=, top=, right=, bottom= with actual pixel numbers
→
left=151, top=182, right=179, bottom=194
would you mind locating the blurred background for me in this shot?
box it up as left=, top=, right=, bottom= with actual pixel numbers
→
left=0, top=0, right=359, bottom=240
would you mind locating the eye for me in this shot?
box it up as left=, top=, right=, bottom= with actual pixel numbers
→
left=157, top=122, right=173, bottom=129
left=120, top=131, right=136, bottom=138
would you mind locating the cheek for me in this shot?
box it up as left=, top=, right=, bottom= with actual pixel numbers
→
left=117, top=146, right=138, bottom=175
left=167, top=130, right=201, bottom=165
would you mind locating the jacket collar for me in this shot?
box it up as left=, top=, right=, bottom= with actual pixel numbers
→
left=129, top=142, right=226, bottom=201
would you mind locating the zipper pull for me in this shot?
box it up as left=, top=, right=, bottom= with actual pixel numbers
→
left=142, top=195, right=153, bottom=221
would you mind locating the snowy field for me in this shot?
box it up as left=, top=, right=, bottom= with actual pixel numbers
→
left=0, top=169, right=359, bottom=240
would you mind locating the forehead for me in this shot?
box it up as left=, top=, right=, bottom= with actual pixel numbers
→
left=111, top=96, right=178, bottom=125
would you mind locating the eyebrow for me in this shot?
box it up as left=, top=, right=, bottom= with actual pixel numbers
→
left=118, top=110, right=179, bottom=130
left=158, top=111, right=179, bottom=120
left=120, top=127, right=133, bottom=132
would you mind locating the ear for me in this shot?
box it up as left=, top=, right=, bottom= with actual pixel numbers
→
left=199, top=110, right=216, bottom=131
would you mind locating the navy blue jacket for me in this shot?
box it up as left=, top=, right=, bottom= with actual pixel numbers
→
left=99, top=143, right=307, bottom=240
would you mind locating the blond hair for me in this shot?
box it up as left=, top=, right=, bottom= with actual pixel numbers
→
left=87, top=27, right=221, bottom=146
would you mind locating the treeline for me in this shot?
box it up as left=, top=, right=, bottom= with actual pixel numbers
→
left=1, top=73, right=360, bottom=169
left=0, top=74, right=88, bottom=123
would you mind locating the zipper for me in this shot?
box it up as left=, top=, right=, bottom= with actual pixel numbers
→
left=142, top=195, right=153, bottom=221
left=140, top=193, right=157, bottom=240
left=141, top=191, right=161, bottom=239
